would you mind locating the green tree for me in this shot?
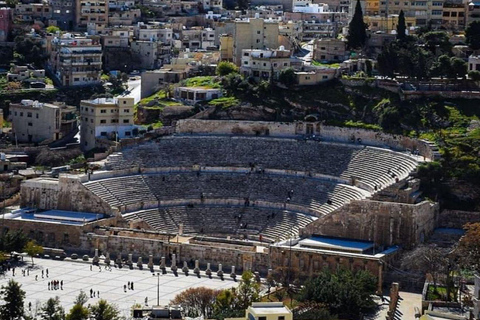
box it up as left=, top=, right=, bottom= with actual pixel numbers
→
left=216, top=61, right=238, bottom=76
left=278, top=68, right=296, bottom=87
left=213, top=289, right=242, bottom=320
left=65, top=304, right=89, bottom=320
left=89, top=300, right=120, bottom=320
left=235, top=271, right=260, bottom=310
left=24, top=240, right=43, bottom=266
left=396, top=10, right=406, bottom=40
left=0, top=279, right=26, bottom=320
left=73, top=291, right=89, bottom=307
left=347, top=0, right=367, bottom=49
left=422, top=31, right=452, bottom=56
left=46, top=26, right=61, bottom=34
left=14, top=36, right=47, bottom=68
left=0, top=229, right=27, bottom=253
left=171, top=287, right=219, bottom=318
left=466, top=21, right=480, bottom=51
left=430, top=54, right=452, bottom=78
left=40, top=296, right=65, bottom=320
left=469, top=70, right=480, bottom=81
left=5, top=0, right=17, bottom=8
left=297, top=269, right=377, bottom=318
left=450, top=57, right=467, bottom=79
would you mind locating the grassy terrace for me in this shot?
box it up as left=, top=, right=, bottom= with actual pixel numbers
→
left=182, top=76, right=222, bottom=89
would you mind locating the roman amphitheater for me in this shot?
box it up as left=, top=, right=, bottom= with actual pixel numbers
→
left=5, top=119, right=440, bottom=287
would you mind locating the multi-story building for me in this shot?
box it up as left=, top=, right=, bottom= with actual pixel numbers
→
left=199, top=0, right=222, bottom=11
left=49, top=34, right=103, bottom=86
left=284, top=11, right=348, bottom=39
left=225, top=18, right=279, bottom=66
left=48, top=0, right=75, bottom=30
left=131, top=40, right=159, bottom=69
left=365, top=0, right=444, bottom=26
left=0, top=7, right=13, bottom=42
left=9, top=100, right=77, bottom=143
left=108, top=8, right=140, bottom=26
left=240, top=48, right=293, bottom=80
left=467, top=1, right=480, bottom=25
left=14, top=2, right=51, bottom=23
left=136, top=24, right=173, bottom=44
left=101, top=27, right=130, bottom=47
left=75, top=0, right=108, bottom=30
left=442, top=2, right=465, bottom=29
left=313, top=38, right=347, bottom=62
left=468, top=55, right=480, bottom=72
left=79, top=97, right=136, bottom=151
left=364, top=14, right=416, bottom=32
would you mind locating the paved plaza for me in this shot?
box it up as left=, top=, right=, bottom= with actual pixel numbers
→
left=0, top=258, right=239, bottom=318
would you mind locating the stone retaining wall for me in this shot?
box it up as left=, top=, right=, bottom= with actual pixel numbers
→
left=438, top=210, right=480, bottom=229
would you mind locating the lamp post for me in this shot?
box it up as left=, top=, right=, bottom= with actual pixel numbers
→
left=157, top=272, right=160, bottom=306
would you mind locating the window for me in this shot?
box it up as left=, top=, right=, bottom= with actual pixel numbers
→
left=14, top=111, right=17, bottom=116
left=36, top=113, right=39, bottom=119
left=100, top=119, right=106, bottom=123
left=283, top=63, right=288, bottom=66
left=259, top=317, right=266, bottom=320
left=111, top=119, right=118, bottom=123
left=432, top=10, right=442, bottom=15
left=256, top=39, right=260, bottom=43
left=432, top=1, right=442, bottom=5
left=125, top=131, right=131, bottom=136
left=243, top=52, right=249, bottom=56
left=100, top=109, right=106, bottom=113
left=85, top=107, right=88, bottom=112
left=244, top=61, right=249, bottom=65
left=278, top=317, right=285, bottom=320
left=20, top=112, right=23, bottom=117
left=123, top=119, right=130, bottom=123
left=257, top=30, right=261, bottom=34
left=451, top=11, right=457, bottom=17
left=124, top=109, right=130, bottom=113
left=322, top=75, right=328, bottom=79
left=90, top=119, right=93, bottom=123
left=123, top=100, right=126, bottom=104
left=28, top=122, right=33, bottom=126
left=100, top=131, right=107, bottom=136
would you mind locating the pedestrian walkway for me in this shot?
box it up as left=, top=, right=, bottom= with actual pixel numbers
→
left=0, top=258, right=238, bottom=318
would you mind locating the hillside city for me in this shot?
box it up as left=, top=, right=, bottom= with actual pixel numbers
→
left=0, top=0, right=480, bottom=318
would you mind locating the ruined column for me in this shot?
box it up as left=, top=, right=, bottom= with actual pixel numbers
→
left=205, top=263, right=212, bottom=278
left=230, top=266, right=236, bottom=281
left=194, top=260, right=200, bottom=276
left=160, top=256, right=166, bottom=274
left=127, top=254, right=133, bottom=267
left=171, top=254, right=178, bottom=272
left=116, top=252, right=122, bottom=266
left=148, top=255, right=154, bottom=270
left=182, top=261, right=189, bottom=275
left=104, top=252, right=111, bottom=266
left=217, top=264, right=224, bottom=279
left=92, top=249, right=99, bottom=264
left=137, top=256, right=143, bottom=269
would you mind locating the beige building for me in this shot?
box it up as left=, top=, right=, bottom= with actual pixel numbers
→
left=9, top=100, right=77, bottom=144
left=80, top=97, right=136, bottom=151
left=364, top=14, right=416, bottom=32
left=174, top=87, right=222, bottom=105
left=295, top=67, right=337, bottom=85
left=364, top=0, right=445, bottom=26
left=220, top=35, right=234, bottom=62
left=7, top=66, right=45, bottom=82
left=240, top=48, right=292, bottom=80
left=76, top=0, right=108, bottom=30
left=442, top=2, right=466, bottom=29
left=49, top=34, right=103, bottom=86
left=222, top=18, right=279, bottom=66
left=245, top=303, right=293, bottom=320
left=313, top=38, right=347, bottom=62
left=141, top=66, right=189, bottom=99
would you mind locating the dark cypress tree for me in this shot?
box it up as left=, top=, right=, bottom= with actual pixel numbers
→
left=347, top=0, right=367, bottom=49
left=397, top=10, right=406, bottom=40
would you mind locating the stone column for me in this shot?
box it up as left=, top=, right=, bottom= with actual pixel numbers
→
left=171, top=254, right=177, bottom=272
left=137, top=256, right=143, bottom=269
left=116, top=252, right=122, bottom=266
left=205, top=263, right=212, bottom=278
left=230, top=266, right=236, bottom=281
left=182, top=261, right=189, bottom=275
left=217, top=264, right=224, bottom=279
left=194, top=260, right=200, bottom=276
left=148, top=255, right=154, bottom=270
left=377, top=261, right=384, bottom=295
left=160, top=257, right=166, bottom=274
left=104, top=252, right=111, bottom=266
left=127, top=254, right=133, bottom=267
left=92, top=249, right=99, bottom=264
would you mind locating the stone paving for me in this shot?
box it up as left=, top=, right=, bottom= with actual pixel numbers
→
left=0, top=258, right=239, bottom=318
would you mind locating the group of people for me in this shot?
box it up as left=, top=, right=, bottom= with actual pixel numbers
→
left=123, top=281, right=134, bottom=292
left=48, top=280, right=63, bottom=290
left=90, top=288, right=100, bottom=298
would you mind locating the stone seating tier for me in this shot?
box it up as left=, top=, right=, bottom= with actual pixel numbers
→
left=123, top=206, right=316, bottom=242
left=104, top=136, right=418, bottom=191
left=84, top=172, right=366, bottom=216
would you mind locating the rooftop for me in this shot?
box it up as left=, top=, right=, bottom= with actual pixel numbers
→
left=4, top=209, right=104, bottom=225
